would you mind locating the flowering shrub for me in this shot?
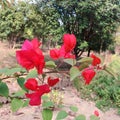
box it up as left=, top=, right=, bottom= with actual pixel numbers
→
left=0, top=33, right=104, bottom=119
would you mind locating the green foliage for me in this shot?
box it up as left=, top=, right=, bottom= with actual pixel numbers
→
left=77, top=57, right=93, bottom=70
left=70, top=106, right=78, bottom=113
left=64, top=58, right=76, bottom=66
left=12, top=90, right=26, bottom=97
left=77, top=70, right=120, bottom=111
left=70, top=66, right=80, bottom=81
left=109, top=55, right=120, bottom=74
left=0, top=67, right=26, bottom=76
left=0, top=1, right=63, bottom=48
left=17, top=77, right=27, bottom=91
left=42, top=101, right=54, bottom=109
left=45, top=61, right=57, bottom=68
left=56, top=110, right=68, bottom=120
left=11, top=98, right=24, bottom=112
left=42, top=109, right=53, bottom=120
left=53, top=0, right=120, bottom=56
left=90, top=115, right=99, bottom=120
left=74, top=114, right=86, bottom=120
left=0, top=82, right=9, bottom=97
left=26, top=69, right=38, bottom=79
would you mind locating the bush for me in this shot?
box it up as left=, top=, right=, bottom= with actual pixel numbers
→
left=77, top=71, right=120, bottom=111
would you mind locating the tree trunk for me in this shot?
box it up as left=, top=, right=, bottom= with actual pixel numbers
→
left=87, top=48, right=91, bottom=57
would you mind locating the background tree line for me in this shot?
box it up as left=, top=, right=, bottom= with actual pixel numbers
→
left=0, top=0, right=120, bottom=57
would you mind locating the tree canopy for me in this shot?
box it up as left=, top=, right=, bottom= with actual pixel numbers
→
left=52, top=0, right=120, bottom=56
left=0, top=0, right=120, bottom=56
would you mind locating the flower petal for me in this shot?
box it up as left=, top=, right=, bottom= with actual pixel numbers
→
left=63, top=34, right=76, bottom=53
left=50, top=49, right=60, bottom=60
left=90, top=54, right=101, bottom=66
left=94, top=110, right=99, bottom=117
left=47, top=77, right=59, bottom=87
left=25, top=92, right=41, bottom=106
left=24, top=78, right=38, bottom=91
left=22, top=40, right=33, bottom=50
left=31, top=38, right=42, bottom=49
left=16, top=49, right=45, bottom=74
left=37, top=84, right=51, bottom=95
left=82, top=67, right=96, bottom=84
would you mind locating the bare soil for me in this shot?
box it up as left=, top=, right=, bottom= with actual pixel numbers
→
left=0, top=41, right=120, bottom=120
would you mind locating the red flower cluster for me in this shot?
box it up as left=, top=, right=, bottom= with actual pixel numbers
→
left=16, top=38, right=45, bottom=74
left=50, top=34, right=76, bottom=59
left=24, top=77, right=59, bottom=106
left=25, top=78, right=50, bottom=106
left=82, top=54, right=101, bottom=84
left=15, top=34, right=102, bottom=106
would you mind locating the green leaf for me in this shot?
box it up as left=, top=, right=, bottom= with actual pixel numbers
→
left=70, top=106, right=78, bottom=112
left=77, top=57, right=93, bottom=71
left=104, top=66, right=118, bottom=79
left=77, top=57, right=92, bottom=64
left=64, top=59, right=76, bottom=66
left=45, top=61, right=56, bottom=68
left=0, top=67, right=26, bottom=76
left=0, top=68, right=9, bottom=75
left=22, top=100, right=29, bottom=107
left=42, top=95, right=49, bottom=101
left=56, top=110, right=68, bottom=120
left=0, top=82, right=9, bottom=97
left=5, top=67, right=24, bottom=76
left=70, top=66, right=80, bottom=81
left=12, top=90, right=26, bottom=97
left=17, top=77, right=28, bottom=91
left=42, top=109, right=53, bottom=120
left=26, top=69, right=38, bottom=79
left=90, top=115, right=99, bottom=120
left=75, top=114, right=86, bottom=120
left=42, top=101, right=54, bottom=108
left=11, top=98, right=24, bottom=112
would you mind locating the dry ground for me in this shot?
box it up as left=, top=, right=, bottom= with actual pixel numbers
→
left=0, top=41, right=120, bottom=120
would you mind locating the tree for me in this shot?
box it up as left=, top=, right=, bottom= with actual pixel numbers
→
left=0, top=1, right=28, bottom=48
left=53, top=0, right=120, bottom=57
left=0, top=0, right=63, bottom=48
left=34, top=0, right=64, bottom=48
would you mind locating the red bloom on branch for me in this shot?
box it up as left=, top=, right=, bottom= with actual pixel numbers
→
left=94, top=110, right=99, bottom=117
left=47, top=77, right=59, bottom=87
left=82, top=67, right=96, bottom=84
left=24, top=79, right=50, bottom=106
left=90, top=54, right=101, bottom=66
left=63, top=34, right=76, bottom=53
left=50, top=34, right=76, bottom=60
left=24, top=78, right=38, bottom=91
left=50, top=48, right=60, bottom=60
left=16, top=38, right=45, bottom=74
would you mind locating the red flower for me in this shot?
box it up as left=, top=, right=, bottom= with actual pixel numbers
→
left=16, top=38, right=45, bottom=74
left=63, top=34, right=76, bottom=53
left=22, top=38, right=41, bottom=50
left=24, top=78, right=38, bottom=91
left=94, top=110, right=99, bottom=117
left=59, top=45, right=75, bottom=59
left=47, top=77, right=59, bottom=87
left=82, top=67, right=96, bottom=84
left=50, top=49, right=60, bottom=60
left=90, top=54, right=101, bottom=66
left=50, top=34, right=76, bottom=60
left=24, top=79, right=50, bottom=106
